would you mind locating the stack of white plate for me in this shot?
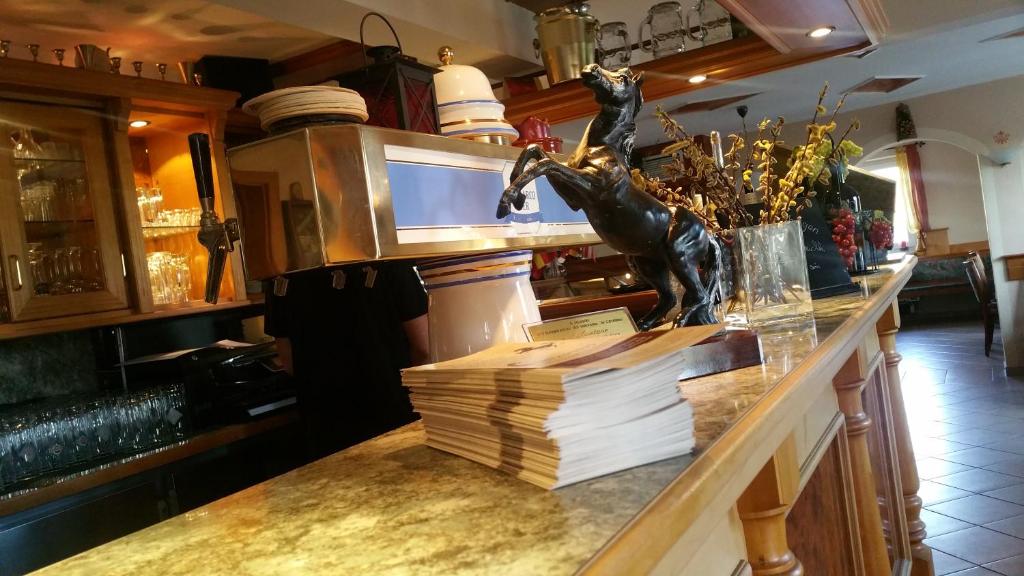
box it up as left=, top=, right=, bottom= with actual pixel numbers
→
left=242, top=86, right=369, bottom=132
left=435, top=47, right=518, bottom=145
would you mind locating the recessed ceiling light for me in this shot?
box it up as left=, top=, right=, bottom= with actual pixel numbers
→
left=807, top=26, right=835, bottom=38
left=129, top=120, right=150, bottom=128
left=688, top=74, right=707, bottom=84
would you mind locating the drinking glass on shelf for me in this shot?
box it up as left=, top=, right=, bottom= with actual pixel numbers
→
left=638, top=1, right=687, bottom=58
left=82, top=247, right=104, bottom=291
left=28, top=243, right=52, bottom=295
left=50, top=247, right=71, bottom=295
left=8, top=414, right=41, bottom=481
left=598, top=22, right=632, bottom=68
left=149, top=186, right=163, bottom=216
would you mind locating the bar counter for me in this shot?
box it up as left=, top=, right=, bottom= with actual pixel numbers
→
left=37, top=258, right=921, bottom=576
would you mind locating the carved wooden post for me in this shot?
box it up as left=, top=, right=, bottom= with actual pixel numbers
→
left=834, top=350, right=891, bottom=575
left=738, top=437, right=803, bottom=576
left=878, top=303, right=935, bottom=576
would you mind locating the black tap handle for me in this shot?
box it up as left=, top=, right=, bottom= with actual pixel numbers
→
left=188, top=132, right=216, bottom=201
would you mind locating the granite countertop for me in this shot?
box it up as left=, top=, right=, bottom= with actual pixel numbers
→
left=36, top=261, right=913, bottom=576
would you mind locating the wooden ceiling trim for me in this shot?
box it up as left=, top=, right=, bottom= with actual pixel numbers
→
left=716, top=0, right=885, bottom=53
left=848, top=0, right=890, bottom=45
left=502, top=36, right=870, bottom=126
left=268, top=39, right=365, bottom=78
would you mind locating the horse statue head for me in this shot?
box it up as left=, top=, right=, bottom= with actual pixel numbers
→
left=576, top=64, right=645, bottom=162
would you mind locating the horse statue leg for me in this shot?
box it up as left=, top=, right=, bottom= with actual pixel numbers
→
left=510, top=143, right=549, bottom=182
left=626, top=255, right=677, bottom=331
left=497, top=158, right=590, bottom=219
left=665, top=210, right=722, bottom=326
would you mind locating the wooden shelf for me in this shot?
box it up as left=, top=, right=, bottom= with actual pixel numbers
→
left=0, top=57, right=238, bottom=112
left=0, top=299, right=260, bottom=341
left=501, top=36, right=870, bottom=126
left=1005, top=253, right=1024, bottom=281
left=0, top=410, right=298, bottom=517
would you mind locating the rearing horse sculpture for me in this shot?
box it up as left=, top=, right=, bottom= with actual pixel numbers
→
left=496, top=64, right=721, bottom=329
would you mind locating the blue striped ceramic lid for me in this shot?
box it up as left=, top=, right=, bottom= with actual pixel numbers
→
left=418, top=250, right=533, bottom=272
left=442, top=126, right=519, bottom=138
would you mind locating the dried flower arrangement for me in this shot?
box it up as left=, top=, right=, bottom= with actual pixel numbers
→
left=643, top=82, right=862, bottom=236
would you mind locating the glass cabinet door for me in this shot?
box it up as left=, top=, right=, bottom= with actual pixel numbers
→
left=0, top=102, right=128, bottom=321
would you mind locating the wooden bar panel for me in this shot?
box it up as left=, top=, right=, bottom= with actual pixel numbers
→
left=673, top=507, right=748, bottom=576
left=878, top=303, right=935, bottom=576
left=787, top=424, right=863, bottom=576
left=792, top=385, right=842, bottom=475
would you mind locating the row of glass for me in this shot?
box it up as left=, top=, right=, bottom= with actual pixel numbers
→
left=0, top=384, right=188, bottom=492
left=20, top=175, right=88, bottom=223
left=147, top=251, right=192, bottom=306
left=27, top=243, right=104, bottom=296
left=138, top=186, right=201, bottom=229
left=11, top=128, right=82, bottom=162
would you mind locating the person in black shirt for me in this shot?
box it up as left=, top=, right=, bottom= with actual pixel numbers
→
left=264, top=261, right=429, bottom=458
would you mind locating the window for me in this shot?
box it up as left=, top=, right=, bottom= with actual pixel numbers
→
left=867, top=164, right=911, bottom=252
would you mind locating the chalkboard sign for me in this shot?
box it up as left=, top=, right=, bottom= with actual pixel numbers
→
left=800, top=199, right=860, bottom=299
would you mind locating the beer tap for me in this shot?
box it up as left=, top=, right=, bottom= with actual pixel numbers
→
left=188, top=132, right=239, bottom=304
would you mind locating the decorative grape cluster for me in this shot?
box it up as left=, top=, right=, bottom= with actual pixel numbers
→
left=830, top=208, right=858, bottom=267
left=869, top=219, right=893, bottom=250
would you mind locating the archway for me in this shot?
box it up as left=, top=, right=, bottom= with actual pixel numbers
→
left=858, top=128, right=995, bottom=165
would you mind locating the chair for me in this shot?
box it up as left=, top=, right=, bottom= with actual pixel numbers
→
left=964, top=251, right=998, bottom=356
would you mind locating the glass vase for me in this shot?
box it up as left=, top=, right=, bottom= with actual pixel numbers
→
left=721, top=220, right=814, bottom=327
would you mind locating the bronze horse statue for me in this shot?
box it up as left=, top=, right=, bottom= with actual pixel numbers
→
left=496, top=64, right=721, bottom=330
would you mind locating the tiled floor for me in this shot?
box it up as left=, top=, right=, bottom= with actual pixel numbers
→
left=898, top=320, right=1024, bottom=575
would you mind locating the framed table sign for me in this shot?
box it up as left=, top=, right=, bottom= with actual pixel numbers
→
left=523, top=307, right=638, bottom=342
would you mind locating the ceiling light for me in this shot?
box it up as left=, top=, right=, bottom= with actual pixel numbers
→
left=129, top=120, right=150, bottom=128
left=688, top=74, right=707, bottom=84
left=807, top=26, right=835, bottom=38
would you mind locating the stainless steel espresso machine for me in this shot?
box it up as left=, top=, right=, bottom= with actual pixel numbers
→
left=188, top=125, right=597, bottom=294
left=187, top=124, right=599, bottom=360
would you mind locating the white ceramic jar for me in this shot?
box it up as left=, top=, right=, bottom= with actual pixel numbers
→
left=433, top=46, right=518, bottom=144
left=418, top=250, right=539, bottom=362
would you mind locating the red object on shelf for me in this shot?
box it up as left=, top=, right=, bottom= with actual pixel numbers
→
left=512, top=116, right=563, bottom=152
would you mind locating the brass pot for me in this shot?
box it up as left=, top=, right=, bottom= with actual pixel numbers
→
left=534, top=3, right=599, bottom=85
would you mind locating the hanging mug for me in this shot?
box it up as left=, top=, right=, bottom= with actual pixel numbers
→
left=638, top=1, right=686, bottom=59
left=597, top=21, right=631, bottom=69
left=686, top=0, right=709, bottom=45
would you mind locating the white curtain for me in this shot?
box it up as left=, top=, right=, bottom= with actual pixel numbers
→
left=895, top=147, right=920, bottom=253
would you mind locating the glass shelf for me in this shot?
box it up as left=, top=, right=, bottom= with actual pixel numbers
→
left=24, top=219, right=96, bottom=225
left=142, top=226, right=200, bottom=240
left=14, top=157, right=86, bottom=164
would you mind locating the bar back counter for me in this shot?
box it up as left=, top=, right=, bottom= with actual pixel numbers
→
left=36, top=258, right=922, bottom=575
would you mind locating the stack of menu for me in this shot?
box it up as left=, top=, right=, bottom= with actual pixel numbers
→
left=403, top=325, right=722, bottom=489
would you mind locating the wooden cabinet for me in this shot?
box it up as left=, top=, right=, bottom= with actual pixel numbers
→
left=0, top=102, right=129, bottom=321
left=0, top=58, right=248, bottom=337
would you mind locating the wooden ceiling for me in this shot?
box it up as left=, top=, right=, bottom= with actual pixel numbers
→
left=502, top=36, right=870, bottom=125
left=502, top=0, right=888, bottom=125
left=716, top=0, right=888, bottom=52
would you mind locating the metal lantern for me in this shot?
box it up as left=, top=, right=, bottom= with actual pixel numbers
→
left=335, top=12, right=440, bottom=134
